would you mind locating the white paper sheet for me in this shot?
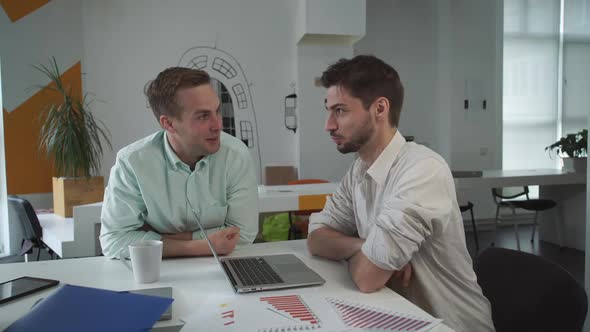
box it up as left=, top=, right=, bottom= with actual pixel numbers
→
left=182, top=294, right=442, bottom=332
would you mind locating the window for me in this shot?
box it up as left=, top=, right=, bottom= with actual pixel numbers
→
left=503, top=0, right=590, bottom=171
left=211, top=78, right=236, bottom=137
left=503, top=0, right=561, bottom=171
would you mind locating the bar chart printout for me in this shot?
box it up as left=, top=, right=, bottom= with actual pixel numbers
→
left=326, top=297, right=442, bottom=332
left=259, top=295, right=321, bottom=330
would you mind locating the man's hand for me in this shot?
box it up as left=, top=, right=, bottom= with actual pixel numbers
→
left=390, top=262, right=413, bottom=288
left=208, top=227, right=240, bottom=255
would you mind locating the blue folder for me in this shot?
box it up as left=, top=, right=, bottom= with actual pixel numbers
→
left=5, top=284, right=174, bottom=332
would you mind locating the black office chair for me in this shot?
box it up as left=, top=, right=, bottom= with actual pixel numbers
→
left=491, top=186, right=556, bottom=250
left=7, top=195, right=55, bottom=261
left=474, top=247, right=587, bottom=332
left=459, top=201, right=479, bottom=252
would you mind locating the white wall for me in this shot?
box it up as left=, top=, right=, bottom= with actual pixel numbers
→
left=355, top=0, right=501, bottom=169
left=296, top=43, right=357, bottom=181
left=81, top=0, right=300, bottom=183
left=294, top=0, right=365, bottom=181
left=355, top=0, right=442, bottom=154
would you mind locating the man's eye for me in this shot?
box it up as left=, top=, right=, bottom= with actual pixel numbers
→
left=199, top=114, right=210, bottom=120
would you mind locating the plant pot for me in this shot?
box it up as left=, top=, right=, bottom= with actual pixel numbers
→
left=573, top=157, right=587, bottom=173
left=562, top=157, right=587, bottom=173
left=52, top=176, right=104, bottom=217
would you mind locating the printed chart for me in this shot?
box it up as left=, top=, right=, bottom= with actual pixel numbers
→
left=183, top=294, right=441, bottom=332
left=327, top=297, right=439, bottom=331
left=259, top=295, right=321, bottom=328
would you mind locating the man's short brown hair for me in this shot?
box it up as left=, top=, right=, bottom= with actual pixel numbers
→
left=144, top=67, right=211, bottom=120
left=320, top=55, right=404, bottom=127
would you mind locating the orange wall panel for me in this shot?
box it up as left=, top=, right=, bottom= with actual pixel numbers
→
left=4, top=62, right=82, bottom=194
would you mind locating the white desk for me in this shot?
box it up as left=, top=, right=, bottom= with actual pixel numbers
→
left=258, top=183, right=339, bottom=213
left=454, top=169, right=586, bottom=250
left=0, top=240, right=453, bottom=332
left=453, top=168, right=585, bottom=189
left=258, top=169, right=586, bottom=213
left=258, top=169, right=586, bottom=250
left=38, top=202, right=103, bottom=258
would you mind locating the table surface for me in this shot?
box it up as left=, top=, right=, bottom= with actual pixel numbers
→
left=0, top=240, right=453, bottom=331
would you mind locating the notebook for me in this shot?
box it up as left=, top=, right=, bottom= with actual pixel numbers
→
left=5, top=284, right=173, bottom=332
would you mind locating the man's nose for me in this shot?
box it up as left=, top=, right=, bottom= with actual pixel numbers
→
left=325, top=112, right=337, bottom=132
left=211, top=113, right=222, bottom=131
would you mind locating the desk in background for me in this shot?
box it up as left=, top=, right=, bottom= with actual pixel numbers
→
left=257, top=182, right=338, bottom=213
left=454, top=169, right=586, bottom=250
left=38, top=202, right=102, bottom=258
left=257, top=169, right=586, bottom=250
left=40, top=168, right=586, bottom=258
left=0, top=240, right=454, bottom=332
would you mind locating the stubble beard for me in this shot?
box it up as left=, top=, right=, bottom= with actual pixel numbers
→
left=335, top=117, right=373, bottom=154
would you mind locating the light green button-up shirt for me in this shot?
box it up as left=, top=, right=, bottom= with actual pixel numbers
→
left=100, top=131, right=259, bottom=258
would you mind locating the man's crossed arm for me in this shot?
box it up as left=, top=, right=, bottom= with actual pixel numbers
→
left=307, top=226, right=411, bottom=293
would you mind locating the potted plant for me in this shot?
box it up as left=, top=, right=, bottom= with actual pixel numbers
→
left=545, top=129, right=588, bottom=172
left=34, top=57, right=112, bottom=217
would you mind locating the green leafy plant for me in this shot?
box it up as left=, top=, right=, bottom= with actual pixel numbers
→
left=545, top=129, right=588, bottom=158
left=34, top=57, right=112, bottom=178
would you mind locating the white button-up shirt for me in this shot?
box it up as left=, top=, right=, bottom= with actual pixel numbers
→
left=310, top=131, right=494, bottom=332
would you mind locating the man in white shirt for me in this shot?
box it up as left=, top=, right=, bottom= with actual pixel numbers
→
left=307, top=55, right=495, bottom=332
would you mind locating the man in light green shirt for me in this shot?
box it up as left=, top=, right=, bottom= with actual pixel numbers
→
left=100, top=67, right=258, bottom=259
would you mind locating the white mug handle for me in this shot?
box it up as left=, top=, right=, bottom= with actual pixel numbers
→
left=119, top=250, right=133, bottom=272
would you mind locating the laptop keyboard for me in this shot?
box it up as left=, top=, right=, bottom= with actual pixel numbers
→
left=228, top=257, right=284, bottom=286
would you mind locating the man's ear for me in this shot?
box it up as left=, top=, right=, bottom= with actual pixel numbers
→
left=160, top=115, right=175, bottom=133
left=374, top=97, right=390, bottom=118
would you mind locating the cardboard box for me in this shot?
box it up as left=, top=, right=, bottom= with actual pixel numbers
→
left=264, top=166, right=297, bottom=185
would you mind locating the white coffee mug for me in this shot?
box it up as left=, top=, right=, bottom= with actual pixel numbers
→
left=120, top=240, right=163, bottom=283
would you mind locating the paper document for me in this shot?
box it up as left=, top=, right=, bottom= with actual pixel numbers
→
left=183, top=294, right=441, bottom=332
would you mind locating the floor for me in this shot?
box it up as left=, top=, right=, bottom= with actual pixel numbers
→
left=465, top=224, right=585, bottom=286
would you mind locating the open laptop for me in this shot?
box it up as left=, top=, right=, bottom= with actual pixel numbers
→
left=192, top=210, right=325, bottom=293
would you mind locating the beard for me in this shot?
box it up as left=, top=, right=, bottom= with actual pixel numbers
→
left=333, top=116, right=374, bottom=154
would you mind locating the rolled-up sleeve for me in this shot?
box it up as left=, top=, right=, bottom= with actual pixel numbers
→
left=361, top=159, right=454, bottom=270
left=309, top=168, right=357, bottom=236
left=100, top=152, right=161, bottom=259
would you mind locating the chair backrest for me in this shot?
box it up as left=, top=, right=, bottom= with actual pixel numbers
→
left=474, top=247, right=587, bottom=332
left=491, top=186, right=529, bottom=203
left=7, top=196, right=43, bottom=241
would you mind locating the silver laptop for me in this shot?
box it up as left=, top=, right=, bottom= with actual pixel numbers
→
left=192, top=210, right=325, bottom=293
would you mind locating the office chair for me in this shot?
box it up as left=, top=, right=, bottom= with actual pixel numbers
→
left=287, top=179, right=329, bottom=240
left=7, top=196, right=55, bottom=261
left=474, top=247, right=587, bottom=332
left=459, top=202, right=479, bottom=252
left=491, top=186, right=556, bottom=250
